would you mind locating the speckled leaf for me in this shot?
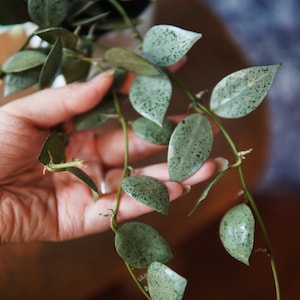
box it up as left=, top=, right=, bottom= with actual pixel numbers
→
left=2, top=50, right=47, bottom=73
left=38, top=132, right=67, bottom=165
left=121, top=175, right=169, bottom=215
left=148, top=262, right=187, bottom=300
left=104, top=47, right=159, bottom=76
left=39, top=36, right=63, bottom=88
left=219, top=203, right=255, bottom=265
left=168, top=114, right=213, bottom=182
left=129, top=74, right=172, bottom=127
left=210, top=64, right=280, bottom=118
left=115, top=222, right=173, bottom=269
left=132, top=117, right=175, bottom=145
left=143, top=25, right=201, bottom=67
left=35, top=27, right=78, bottom=49
left=3, top=68, right=40, bottom=97
left=28, top=0, right=69, bottom=27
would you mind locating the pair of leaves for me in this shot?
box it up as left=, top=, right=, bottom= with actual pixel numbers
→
left=219, top=203, right=255, bottom=265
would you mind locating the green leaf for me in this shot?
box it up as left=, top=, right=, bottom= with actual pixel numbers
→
left=132, top=117, right=175, bottom=145
left=104, top=47, right=159, bottom=76
left=39, top=36, right=63, bottom=89
left=3, top=68, right=40, bottom=97
left=28, top=0, right=69, bottom=27
left=115, top=222, right=173, bottom=269
left=35, top=27, right=78, bottom=49
left=38, top=132, right=67, bottom=165
left=2, top=50, right=47, bottom=73
left=143, top=25, right=201, bottom=67
left=210, top=64, right=280, bottom=118
left=121, top=175, right=169, bottom=215
left=148, top=262, right=187, bottom=300
left=0, top=0, right=29, bottom=25
left=66, top=167, right=99, bottom=199
left=168, top=114, right=213, bottom=182
left=219, top=203, right=255, bottom=265
left=129, top=74, right=172, bottom=127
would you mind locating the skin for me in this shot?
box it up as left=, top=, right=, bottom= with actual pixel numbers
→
left=0, top=71, right=216, bottom=245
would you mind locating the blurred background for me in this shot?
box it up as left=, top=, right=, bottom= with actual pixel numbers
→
left=0, top=0, right=299, bottom=299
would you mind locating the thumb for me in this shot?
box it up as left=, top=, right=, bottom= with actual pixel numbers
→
left=6, top=70, right=114, bottom=128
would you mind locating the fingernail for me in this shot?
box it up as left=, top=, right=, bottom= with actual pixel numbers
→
left=101, top=68, right=115, bottom=77
left=214, top=157, right=229, bottom=172
left=181, top=185, right=191, bottom=196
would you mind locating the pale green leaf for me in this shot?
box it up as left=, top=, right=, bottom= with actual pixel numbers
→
left=168, top=114, right=213, bottom=182
left=132, top=117, right=175, bottom=145
left=115, top=222, right=173, bottom=269
left=210, top=64, right=280, bottom=118
left=121, top=175, right=169, bottom=215
left=143, top=25, right=201, bottom=67
left=219, top=203, right=255, bottom=265
left=104, top=47, right=159, bottom=76
left=148, top=262, right=187, bottom=300
left=39, top=36, right=63, bottom=88
left=28, top=0, right=69, bottom=27
left=2, top=50, right=47, bottom=73
left=129, top=74, right=172, bottom=127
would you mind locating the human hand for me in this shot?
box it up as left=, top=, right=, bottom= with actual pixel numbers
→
left=0, top=71, right=216, bottom=244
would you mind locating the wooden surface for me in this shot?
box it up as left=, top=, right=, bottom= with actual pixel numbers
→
left=0, top=1, right=282, bottom=299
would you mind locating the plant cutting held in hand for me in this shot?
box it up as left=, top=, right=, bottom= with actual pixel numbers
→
left=0, top=0, right=281, bottom=299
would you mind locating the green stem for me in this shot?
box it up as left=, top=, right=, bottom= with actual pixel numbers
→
left=169, top=71, right=281, bottom=300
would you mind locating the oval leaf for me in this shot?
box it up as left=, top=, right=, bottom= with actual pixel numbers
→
left=210, top=64, right=280, bottom=118
left=148, top=262, right=187, bottom=300
left=129, top=74, right=172, bottom=127
left=132, top=117, right=175, bottom=145
left=39, top=36, right=63, bottom=88
left=219, top=203, right=255, bottom=265
left=104, top=47, right=159, bottom=76
left=168, top=114, right=213, bottom=182
left=35, top=27, right=78, bottom=49
left=2, top=50, right=47, bottom=73
left=121, top=175, right=169, bottom=215
left=28, top=0, right=69, bottom=27
left=115, top=222, right=173, bottom=269
left=143, top=25, right=201, bottom=67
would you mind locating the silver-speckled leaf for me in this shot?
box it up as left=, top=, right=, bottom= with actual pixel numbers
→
left=39, top=36, right=63, bottom=88
left=168, top=114, right=213, bottom=182
left=121, top=175, right=169, bottom=215
left=143, top=25, right=201, bottom=67
left=104, top=47, right=159, bottom=76
left=129, top=74, right=172, bottom=127
left=115, top=222, right=173, bottom=269
left=219, top=203, right=255, bottom=265
left=210, top=64, right=280, bottom=118
left=148, top=262, right=187, bottom=300
left=28, top=0, right=69, bottom=27
left=2, top=50, right=47, bottom=73
left=132, top=117, right=175, bottom=145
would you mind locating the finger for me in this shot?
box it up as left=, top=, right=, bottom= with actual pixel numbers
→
left=4, top=71, right=114, bottom=129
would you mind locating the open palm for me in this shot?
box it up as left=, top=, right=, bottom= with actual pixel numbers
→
left=0, top=72, right=215, bottom=244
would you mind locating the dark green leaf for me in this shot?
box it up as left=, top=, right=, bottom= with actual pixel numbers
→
left=104, top=47, right=159, bottom=76
left=143, top=25, right=201, bottom=67
left=38, top=132, right=67, bottom=165
left=168, top=114, right=213, bottom=182
left=66, top=167, right=99, bottom=199
left=115, top=222, right=173, bottom=269
left=121, top=175, right=169, bottom=215
left=129, top=74, right=172, bottom=127
left=39, top=36, right=63, bottom=88
left=210, top=64, right=280, bottom=118
left=2, top=50, right=47, bottom=73
left=0, top=0, right=29, bottom=25
left=148, top=262, right=187, bottom=300
left=219, top=203, right=255, bottom=265
left=35, top=27, right=78, bottom=49
left=3, top=68, right=40, bottom=97
left=28, top=0, right=69, bottom=27
left=132, top=117, right=175, bottom=145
